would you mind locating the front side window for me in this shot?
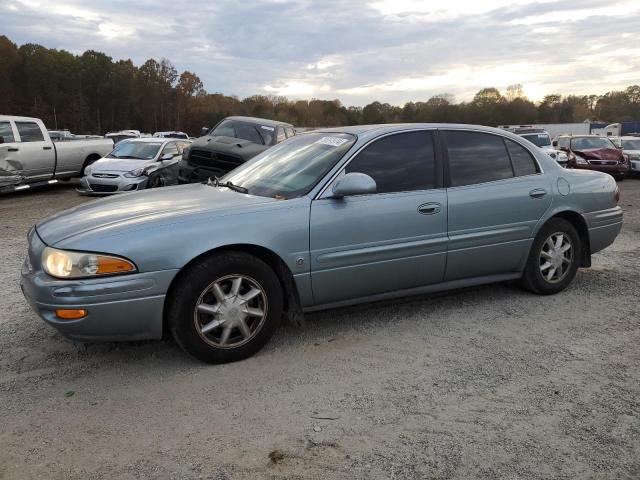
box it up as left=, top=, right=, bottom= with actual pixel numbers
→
left=15, top=122, right=44, bottom=142
left=223, top=132, right=355, bottom=199
left=0, top=121, right=15, bottom=143
left=345, top=131, right=436, bottom=194
left=506, top=139, right=539, bottom=176
left=162, top=142, right=179, bottom=157
left=444, top=130, right=514, bottom=187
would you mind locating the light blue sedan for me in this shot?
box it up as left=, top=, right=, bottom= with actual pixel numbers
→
left=21, top=124, right=623, bottom=363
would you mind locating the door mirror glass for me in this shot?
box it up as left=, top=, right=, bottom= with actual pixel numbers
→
left=201, top=127, right=210, bottom=136
left=330, top=172, right=377, bottom=198
left=551, top=140, right=558, bottom=147
left=161, top=153, right=174, bottom=161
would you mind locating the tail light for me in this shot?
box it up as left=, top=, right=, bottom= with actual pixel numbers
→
left=614, top=185, right=620, bottom=203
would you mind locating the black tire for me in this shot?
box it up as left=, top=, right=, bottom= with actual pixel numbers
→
left=147, top=175, right=164, bottom=188
left=521, top=218, right=581, bottom=295
left=167, top=251, right=283, bottom=363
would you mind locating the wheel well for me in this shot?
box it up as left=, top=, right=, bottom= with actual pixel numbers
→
left=162, top=244, right=302, bottom=337
left=81, top=153, right=102, bottom=173
left=550, top=211, right=591, bottom=267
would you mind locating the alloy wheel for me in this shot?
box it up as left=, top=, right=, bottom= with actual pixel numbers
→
left=539, top=232, right=573, bottom=284
left=193, top=274, right=268, bottom=349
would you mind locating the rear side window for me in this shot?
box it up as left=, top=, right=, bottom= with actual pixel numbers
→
left=557, top=137, right=569, bottom=149
left=345, top=131, right=435, bottom=194
left=444, top=131, right=513, bottom=187
left=16, top=122, right=45, bottom=142
left=285, top=127, right=295, bottom=138
left=276, top=127, right=286, bottom=143
left=0, top=121, right=15, bottom=143
left=506, top=139, right=539, bottom=176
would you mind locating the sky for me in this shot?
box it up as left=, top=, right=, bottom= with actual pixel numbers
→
left=1, top=0, right=639, bottom=106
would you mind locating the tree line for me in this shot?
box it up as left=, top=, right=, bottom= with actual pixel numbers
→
left=1, top=36, right=639, bottom=136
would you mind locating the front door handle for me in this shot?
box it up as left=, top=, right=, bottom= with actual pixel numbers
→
left=529, top=188, right=547, bottom=198
left=43, top=146, right=52, bottom=150
left=7, top=147, right=19, bottom=152
left=418, top=202, right=442, bottom=215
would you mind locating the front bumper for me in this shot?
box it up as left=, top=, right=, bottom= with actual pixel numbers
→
left=20, top=230, right=179, bottom=341
left=571, top=162, right=629, bottom=175
left=77, top=173, right=149, bottom=195
left=629, top=159, right=640, bottom=173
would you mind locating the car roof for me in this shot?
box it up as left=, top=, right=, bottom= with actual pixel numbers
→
left=310, top=123, right=526, bottom=137
left=224, top=116, right=293, bottom=128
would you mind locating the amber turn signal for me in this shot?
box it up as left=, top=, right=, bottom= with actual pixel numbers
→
left=55, top=309, right=88, bottom=320
left=95, top=256, right=136, bottom=275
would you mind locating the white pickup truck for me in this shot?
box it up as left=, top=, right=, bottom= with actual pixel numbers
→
left=0, top=115, right=114, bottom=193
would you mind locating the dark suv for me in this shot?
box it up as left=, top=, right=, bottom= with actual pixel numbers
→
left=553, top=135, right=628, bottom=180
left=178, top=116, right=295, bottom=183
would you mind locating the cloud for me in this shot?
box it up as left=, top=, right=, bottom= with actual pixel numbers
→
left=0, top=0, right=638, bottom=106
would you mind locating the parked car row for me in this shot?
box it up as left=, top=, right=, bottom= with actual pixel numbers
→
left=20, top=123, right=623, bottom=363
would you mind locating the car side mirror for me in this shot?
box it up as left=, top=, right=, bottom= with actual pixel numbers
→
left=201, top=127, right=210, bottom=136
left=161, top=153, right=174, bottom=161
left=330, top=172, right=376, bottom=198
left=551, top=140, right=558, bottom=147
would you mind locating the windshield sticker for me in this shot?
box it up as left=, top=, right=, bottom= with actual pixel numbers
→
left=538, top=134, right=547, bottom=138
left=260, top=126, right=275, bottom=131
left=316, top=136, right=348, bottom=147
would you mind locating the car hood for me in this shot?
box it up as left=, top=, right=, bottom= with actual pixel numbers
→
left=188, top=135, right=268, bottom=161
left=36, top=184, right=280, bottom=245
left=572, top=148, right=623, bottom=160
left=89, top=157, right=156, bottom=173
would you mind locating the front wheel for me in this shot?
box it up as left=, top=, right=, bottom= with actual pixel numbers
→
left=167, top=252, right=283, bottom=363
left=521, top=218, right=581, bottom=295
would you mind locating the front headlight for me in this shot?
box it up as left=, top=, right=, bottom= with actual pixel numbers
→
left=42, top=247, right=137, bottom=279
left=124, top=168, right=146, bottom=178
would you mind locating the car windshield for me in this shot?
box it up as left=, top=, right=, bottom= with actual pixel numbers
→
left=210, top=120, right=275, bottom=145
left=622, top=139, right=640, bottom=150
left=222, top=132, right=356, bottom=199
left=107, top=141, right=163, bottom=160
left=521, top=133, right=551, bottom=147
left=571, top=137, right=616, bottom=150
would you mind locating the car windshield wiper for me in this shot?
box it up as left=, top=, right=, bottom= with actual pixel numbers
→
left=206, top=176, right=248, bottom=193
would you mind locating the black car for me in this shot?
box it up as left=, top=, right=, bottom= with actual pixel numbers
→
left=178, top=116, right=295, bottom=183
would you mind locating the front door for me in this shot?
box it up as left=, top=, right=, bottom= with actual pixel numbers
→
left=14, top=120, right=55, bottom=180
left=310, top=130, right=448, bottom=305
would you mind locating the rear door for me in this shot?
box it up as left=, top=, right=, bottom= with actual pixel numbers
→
left=442, top=129, right=552, bottom=281
left=309, top=130, right=448, bottom=305
left=14, top=120, right=55, bottom=180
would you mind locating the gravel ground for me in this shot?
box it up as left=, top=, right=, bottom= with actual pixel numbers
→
left=0, top=180, right=639, bottom=479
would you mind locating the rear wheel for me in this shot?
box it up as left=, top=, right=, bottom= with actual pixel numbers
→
left=167, top=252, right=283, bottom=363
left=521, top=218, right=581, bottom=295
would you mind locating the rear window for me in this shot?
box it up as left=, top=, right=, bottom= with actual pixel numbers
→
left=16, top=122, right=44, bottom=142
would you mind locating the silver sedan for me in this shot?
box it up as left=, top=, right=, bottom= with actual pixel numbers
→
left=22, top=124, right=622, bottom=363
left=77, top=137, right=191, bottom=194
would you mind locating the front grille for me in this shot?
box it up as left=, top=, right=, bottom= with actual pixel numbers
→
left=92, top=173, right=119, bottom=179
left=89, top=183, right=118, bottom=192
left=588, top=160, right=617, bottom=165
left=189, top=149, right=244, bottom=172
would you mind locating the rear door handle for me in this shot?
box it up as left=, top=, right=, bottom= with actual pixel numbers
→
left=418, top=202, right=442, bottom=215
left=7, top=147, right=19, bottom=152
left=529, top=188, right=547, bottom=198
left=43, top=146, right=52, bottom=150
